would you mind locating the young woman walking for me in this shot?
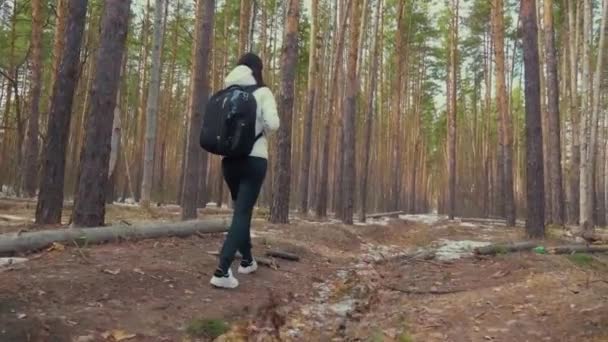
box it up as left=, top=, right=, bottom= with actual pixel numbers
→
left=210, top=53, right=280, bottom=289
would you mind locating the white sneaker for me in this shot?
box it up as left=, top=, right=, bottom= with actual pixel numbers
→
left=238, top=259, right=258, bottom=274
left=210, top=269, right=239, bottom=289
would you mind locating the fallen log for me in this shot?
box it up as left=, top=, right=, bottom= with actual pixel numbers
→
left=265, top=250, right=300, bottom=261
left=460, top=217, right=525, bottom=227
left=551, top=245, right=608, bottom=254
left=366, top=211, right=405, bottom=219
left=0, top=218, right=230, bottom=256
left=0, top=214, right=33, bottom=222
left=474, top=241, right=539, bottom=255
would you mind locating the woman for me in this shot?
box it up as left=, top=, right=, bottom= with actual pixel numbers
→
left=210, top=53, right=280, bottom=289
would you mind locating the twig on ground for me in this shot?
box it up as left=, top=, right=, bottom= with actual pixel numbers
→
left=71, top=240, right=90, bottom=263
left=383, top=284, right=466, bottom=295
left=265, top=250, right=300, bottom=261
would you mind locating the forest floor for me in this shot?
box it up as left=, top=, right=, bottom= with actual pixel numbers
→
left=0, top=198, right=607, bottom=342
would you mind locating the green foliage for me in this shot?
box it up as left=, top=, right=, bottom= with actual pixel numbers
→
left=185, top=318, right=229, bottom=339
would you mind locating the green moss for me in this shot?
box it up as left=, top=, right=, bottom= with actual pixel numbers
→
left=398, top=332, right=414, bottom=342
left=567, top=253, right=595, bottom=267
left=186, top=318, right=229, bottom=339
left=495, top=246, right=509, bottom=255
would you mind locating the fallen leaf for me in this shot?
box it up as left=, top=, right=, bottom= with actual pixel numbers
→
left=133, top=268, right=145, bottom=275
left=74, top=335, right=95, bottom=342
left=102, top=268, right=121, bottom=275
left=184, top=289, right=194, bottom=295
left=491, top=270, right=510, bottom=278
left=102, top=330, right=136, bottom=341
left=16, top=313, right=27, bottom=319
left=47, top=242, right=65, bottom=252
left=474, top=326, right=480, bottom=332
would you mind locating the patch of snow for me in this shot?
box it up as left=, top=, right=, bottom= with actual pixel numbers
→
left=354, top=217, right=390, bottom=226
left=0, top=257, right=28, bottom=267
left=113, top=198, right=137, bottom=206
left=206, top=202, right=218, bottom=207
left=399, top=213, right=446, bottom=225
left=459, top=222, right=478, bottom=228
left=0, top=185, right=17, bottom=197
left=328, top=298, right=356, bottom=317
left=434, top=239, right=492, bottom=260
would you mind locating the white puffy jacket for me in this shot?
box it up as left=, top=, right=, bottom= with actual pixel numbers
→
left=224, top=65, right=280, bottom=159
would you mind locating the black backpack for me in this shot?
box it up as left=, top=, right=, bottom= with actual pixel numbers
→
left=199, top=85, right=262, bottom=157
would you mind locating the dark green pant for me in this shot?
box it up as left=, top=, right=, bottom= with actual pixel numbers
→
left=218, top=157, right=267, bottom=273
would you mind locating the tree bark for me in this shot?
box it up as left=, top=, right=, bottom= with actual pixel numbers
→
left=447, top=0, right=459, bottom=220
left=49, top=0, right=67, bottom=93
left=567, top=0, right=580, bottom=224
left=21, top=0, right=44, bottom=197
left=181, top=0, right=215, bottom=220
left=269, top=0, right=299, bottom=224
left=579, top=0, right=593, bottom=228
left=359, top=0, right=382, bottom=223
left=542, top=0, right=564, bottom=225
left=72, top=0, right=132, bottom=227
left=141, top=0, right=166, bottom=208
left=521, top=0, right=546, bottom=238
left=341, top=0, right=362, bottom=224
left=239, top=0, right=252, bottom=55
left=315, top=0, right=352, bottom=219
left=36, top=0, right=89, bottom=224
left=491, top=0, right=516, bottom=226
left=586, top=0, right=608, bottom=230
left=298, top=0, right=319, bottom=215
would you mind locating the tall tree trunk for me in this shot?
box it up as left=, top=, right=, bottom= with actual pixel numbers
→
left=586, top=0, right=608, bottom=230
left=72, top=0, right=131, bottom=227
left=542, top=0, right=565, bottom=225
left=107, top=87, right=122, bottom=204
left=134, top=0, right=151, bottom=202
left=22, top=0, right=44, bottom=197
left=341, top=0, right=362, bottom=224
left=181, top=0, right=215, bottom=220
left=359, top=0, right=382, bottom=222
left=566, top=0, right=580, bottom=224
left=391, top=1, right=406, bottom=211
left=239, top=0, right=252, bottom=55
left=521, top=0, right=546, bottom=237
left=447, top=0, right=459, bottom=220
left=579, top=0, right=593, bottom=228
left=36, top=0, right=89, bottom=224
left=141, top=0, right=166, bottom=208
left=315, top=0, right=352, bottom=218
left=298, top=0, right=319, bottom=215
left=492, top=0, right=516, bottom=226
left=49, top=0, right=67, bottom=93
left=269, top=0, right=299, bottom=224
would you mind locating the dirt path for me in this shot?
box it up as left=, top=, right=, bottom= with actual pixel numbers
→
left=0, top=203, right=607, bottom=341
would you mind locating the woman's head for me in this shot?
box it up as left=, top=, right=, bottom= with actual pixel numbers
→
left=237, top=53, right=265, bottom=86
